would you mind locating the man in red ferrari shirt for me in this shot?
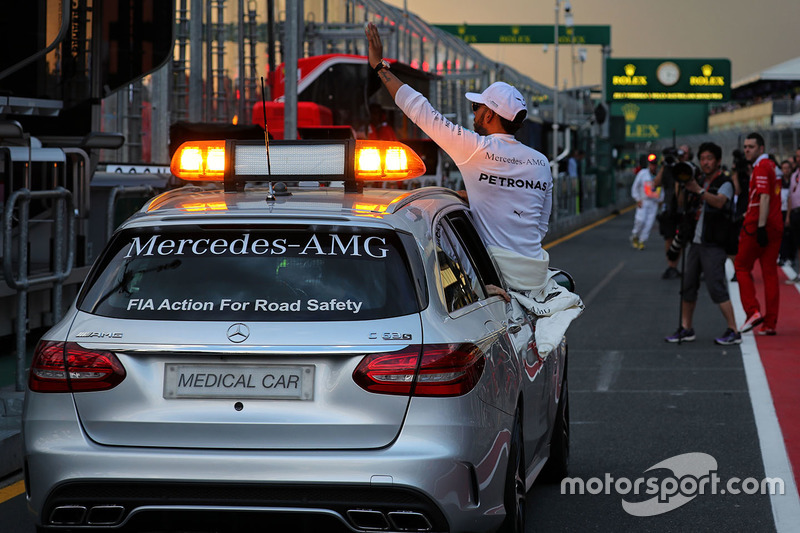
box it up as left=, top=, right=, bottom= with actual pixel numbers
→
left=735, top=132, right=783, bottom=335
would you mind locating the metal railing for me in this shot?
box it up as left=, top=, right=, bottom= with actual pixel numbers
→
left=552, top=173, right=599, bottom=218
left=3, top=188, right=75, bottom=391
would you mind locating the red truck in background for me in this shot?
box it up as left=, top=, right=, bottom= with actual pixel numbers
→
left=253, top=54, right=434, bottom=141
left=250, top=53, right=444, bottom=188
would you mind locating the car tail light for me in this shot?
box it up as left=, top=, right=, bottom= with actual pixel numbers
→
left=353, top=343, right=485, bottom=397
left=29, top=341, right=126, bottom=393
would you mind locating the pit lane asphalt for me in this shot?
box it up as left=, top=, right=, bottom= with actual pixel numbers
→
left=528, top=208, right=781, bottom=531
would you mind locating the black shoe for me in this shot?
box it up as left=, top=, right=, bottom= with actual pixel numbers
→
left=662, top=267, right=681, bottom=280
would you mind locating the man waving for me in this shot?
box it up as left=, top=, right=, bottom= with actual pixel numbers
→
left=365, top=22, right=553, bottom=293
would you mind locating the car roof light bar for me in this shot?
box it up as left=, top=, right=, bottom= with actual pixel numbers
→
left=225, top=139, right=356, bottom=193
left=171, top=139, right=425, bottom=194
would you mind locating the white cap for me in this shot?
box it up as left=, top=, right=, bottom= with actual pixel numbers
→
left=465, top=81, right=527, bottom=122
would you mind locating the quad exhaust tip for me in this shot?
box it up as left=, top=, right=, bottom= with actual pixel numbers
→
left=50, top=506, right=87, bottom=525
left=347, top=509, right=432, bottom=531
left=347, top=509, right=390, bottom=530
left=50, top=505, right=125, bottom=526
left=87, top=505, right=126, bottom=525
left=388, top=511, right=433, bottom=531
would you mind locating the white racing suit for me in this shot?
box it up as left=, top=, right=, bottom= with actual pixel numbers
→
left=394, top=84, right=582, bottom=356
left=630, top=168, right=663, bottom=243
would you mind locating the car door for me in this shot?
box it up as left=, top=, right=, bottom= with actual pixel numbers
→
left=442, top=210, right=547, bottom=456
left=431, top=213, right=515, bottom=408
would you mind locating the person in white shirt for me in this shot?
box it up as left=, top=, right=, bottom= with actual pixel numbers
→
left=630, top=155, right=663, bottom=249
left=365, top=23, right=552, bottom=296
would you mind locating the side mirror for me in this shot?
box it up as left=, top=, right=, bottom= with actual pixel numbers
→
left=550, top=269, right=575, bottom=293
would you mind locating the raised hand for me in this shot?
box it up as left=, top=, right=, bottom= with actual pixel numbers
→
left=365, top=22, right=384, bottom=69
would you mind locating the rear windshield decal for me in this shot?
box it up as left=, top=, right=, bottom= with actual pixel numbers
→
left=79, top=228, right=420, bottom=321
left=124, top=233, right=389, bottom=259
left=127, top=298, right=364, bottom=314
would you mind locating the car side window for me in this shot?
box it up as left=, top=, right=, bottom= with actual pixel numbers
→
left=434, top=220, right=485, bottom=313
left=444, top=210, right=502, bottom=287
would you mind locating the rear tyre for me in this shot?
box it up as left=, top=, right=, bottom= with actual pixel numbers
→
left=540, top=377, right=569, bottom=483
left=499, top=413, right=525, bottom=533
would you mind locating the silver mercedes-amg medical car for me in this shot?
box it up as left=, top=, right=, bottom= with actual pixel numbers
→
left=23, top=139, right=569, bottom=533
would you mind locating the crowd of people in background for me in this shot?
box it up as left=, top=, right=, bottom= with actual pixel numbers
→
left=628, top=134, right=800, bottom=344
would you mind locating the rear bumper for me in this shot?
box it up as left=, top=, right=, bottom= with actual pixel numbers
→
left=39, top=481, right=448, bottom=533
left=24, top=396, right=513, bottom=533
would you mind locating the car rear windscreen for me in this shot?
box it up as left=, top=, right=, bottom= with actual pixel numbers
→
left=78, top=227, right=422, bottom=321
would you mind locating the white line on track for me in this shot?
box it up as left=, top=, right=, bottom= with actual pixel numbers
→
left=582, top=261, right=625, bottom=307
left=595, top=351, right=622, bottom=392
left=727, top=259, right=800, bottom=531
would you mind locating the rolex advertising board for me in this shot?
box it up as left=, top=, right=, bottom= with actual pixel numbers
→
left=611, top=102, right=708, bottom=142
left=436, top=24, right=611, bottom=45
left=606, top=58, right=731, bottom=102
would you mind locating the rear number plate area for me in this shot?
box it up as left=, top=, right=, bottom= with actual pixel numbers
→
left=164, top=364, right=314, bottom=400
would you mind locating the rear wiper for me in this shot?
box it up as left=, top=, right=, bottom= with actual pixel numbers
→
left=91, top=260, right=181, bottom=312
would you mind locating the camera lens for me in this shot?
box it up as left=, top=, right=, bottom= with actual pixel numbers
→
left=673, top=161, right=698, bottom=183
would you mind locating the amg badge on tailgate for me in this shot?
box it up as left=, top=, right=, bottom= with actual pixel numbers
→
left=75, top=331, right=124, bottom=338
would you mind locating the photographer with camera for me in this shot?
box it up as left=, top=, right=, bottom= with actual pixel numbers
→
left=664, top=142, right=741, bottom=345
left=655, top=144, right=693, bottom=279
left=735, top=132, right=783, bottom=335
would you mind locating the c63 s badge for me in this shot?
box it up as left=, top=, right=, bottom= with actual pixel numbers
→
left=369, top=332, right=413, bottom=340
left=75, top=331, right=123, bottom=338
